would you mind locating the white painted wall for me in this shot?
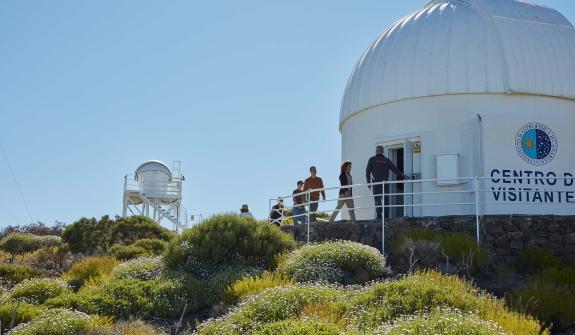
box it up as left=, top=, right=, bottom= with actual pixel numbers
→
left=340, top=93, right=575, bottom=220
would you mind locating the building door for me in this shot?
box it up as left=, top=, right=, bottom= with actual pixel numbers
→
left=383, top=138, right=419, bottom=218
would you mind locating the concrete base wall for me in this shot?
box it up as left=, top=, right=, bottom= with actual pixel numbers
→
left=281, top=215, right=575, bottom=263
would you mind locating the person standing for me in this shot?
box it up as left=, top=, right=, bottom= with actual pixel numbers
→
left=329, top=161, right=357, bottom=223
left=292, top=181, right=307, bottom=225
left=269, top=199, right=285, bottom=226
left=239, top=204, right=255, bottom=220
left=366, top=146, right=407, bottom=220
left=303, top=166, right=326, bottom=223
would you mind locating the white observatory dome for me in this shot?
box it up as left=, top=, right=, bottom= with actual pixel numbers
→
left=340, top=0, right=575, bottom=126
left=135, top=160, right=172, bottom=180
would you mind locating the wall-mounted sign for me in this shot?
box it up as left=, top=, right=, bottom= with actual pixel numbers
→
left=413, top=142, right=421, bottom=153
left=515, top=122, right=558, bottom=166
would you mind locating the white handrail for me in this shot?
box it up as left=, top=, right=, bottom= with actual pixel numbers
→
left=269, top=175, right=574, bottom=253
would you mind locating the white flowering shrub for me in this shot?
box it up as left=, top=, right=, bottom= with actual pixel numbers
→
left=373, top=308, right=506, bottom=335
left=8, top=308, right=92, bottom=335
left=7, top=278, right=71, bottom=304
left=195, top=271, right=547, bottom=335
left=278, top=241, right=389, bottom=284
left=110, top=256, right=163, bottom=281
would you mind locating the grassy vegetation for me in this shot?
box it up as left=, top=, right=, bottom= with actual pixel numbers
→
left=0, top=216, right=564, bottom=334
left=197, top=271, right=547, bottom=335
left=391, top=228, right=487, bottom=273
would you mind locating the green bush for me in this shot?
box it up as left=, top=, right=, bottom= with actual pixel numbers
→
left=132, top=238, right=168, bottom=255
left=514, top=266, right=575, bottom=329
left=37, top=235, right=62, bottom=248
left=196, top=271, right=547, bottom=335
left=110, top=245, right=149, bottom=260
left=0, top=234, right=43, bottom=261
left=0, top=263, right=41, bottom=284
left=9, top=308, right=94, bottom=335
left=518, top=248, right=563, bottom=272
left=62, top=256, right=119, bottom=290
left=61, top=216, right=115, bottom=254
left=47, top=275, right=208, bottom=320
left=391, top=229, right=487, bottom=272
left=110, top=257, right=163, bottom=281
left=164, top=214, right=296, bottom=270
left=8, top=278, right=71, bottom=304
left=29, top=246, right=77, bottom=276
left=374, top=308, right=506, bottom=334
left=86, top=320, right=164, bottom=335
left=278, top=241, right=389, bottom=284
left=62, top=215, right=172, bottom=255
left=256, top=319, right=341, bottom=335
left=109, top=216, right=173, bottom=246
left=440, top=232, right=487, bottom=269
left=0, top=302, right=46, bottom=332
left=224, top=272, right=293, bottom=305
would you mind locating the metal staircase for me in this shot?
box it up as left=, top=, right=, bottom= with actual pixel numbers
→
left=122, top=161, right=189, bottom=233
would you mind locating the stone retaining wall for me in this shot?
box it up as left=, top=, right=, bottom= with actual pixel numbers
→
left=280, top=215, right=575, bottom=263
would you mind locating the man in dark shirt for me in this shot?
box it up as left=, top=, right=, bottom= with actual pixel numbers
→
left=366, top=146, right=407, bottom=220
left=269, top=199, right=285, bottom=226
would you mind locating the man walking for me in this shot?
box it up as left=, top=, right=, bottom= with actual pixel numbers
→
left=366, top=146, right=407, bottom=220
left=303, top=166, right=326, bottom=223
left=292, top=181, right=307, bottom=225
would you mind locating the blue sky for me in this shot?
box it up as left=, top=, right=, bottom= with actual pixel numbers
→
left=1, top=0, right=574, bottom=227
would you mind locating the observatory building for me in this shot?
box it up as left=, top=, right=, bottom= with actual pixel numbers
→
left=122, top=160, right=188, bottom=232
left=340, top=0, right=575, bottom=219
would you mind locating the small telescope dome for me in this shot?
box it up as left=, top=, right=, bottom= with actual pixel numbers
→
left=135, top=160, right=172, bottom=180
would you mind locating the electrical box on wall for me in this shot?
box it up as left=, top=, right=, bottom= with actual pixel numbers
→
left=436, top=154, right=460, bottom=185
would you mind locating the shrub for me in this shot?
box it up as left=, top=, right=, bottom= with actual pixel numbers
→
left=9, top=308, right=93, bottom=335
left=28, top=246, right=77, bottom=276
left=0, top=302, right=46, bottom=332
left=373, top=308, right=506, bottom=335
left=111, top=245, right=149, bottom=260
left=518, top=248, right=563, bottom=272
left=133, top=238, right=168, bottom=255
left=0, top=234, right=43, bottom=261
left=256, top=319, right=341, bottom=335
left=37, top=235, right=61, bottom=248
left=8, top=278, right=71, bottom=304
left=85, top=320, right=165, bottom=335
left=110, top=257, right=163, bottom=281
left=61, top=216, right=115, bottom=254
left=62, top=256, right=119, bottom=290
left=0, top=264, right=41, bottom=284
left=109, top=216, right=173, bottom=246
left=224, top=272, right=293, bottom=305
left=278, top=241, right=389, bottom=284
left=164, top=214, right=296, bottom=270
left=514, top=266, right=575, bottom=329
left=196, top=271, right=547, bottom=335
left=440, top=232, right=487, bottom=270
left=196, top=285, right=344, bottom=334
left=391, top=229, right=487, bottom=273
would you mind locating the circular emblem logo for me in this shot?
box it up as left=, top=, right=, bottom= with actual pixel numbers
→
left=515, top=122, right=558, bottom=166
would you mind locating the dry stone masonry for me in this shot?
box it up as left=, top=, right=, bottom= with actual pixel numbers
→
left=281, top=215, right=575, bottom=264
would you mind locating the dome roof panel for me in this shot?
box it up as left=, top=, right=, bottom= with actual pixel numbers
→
left=340, top=0, right=575, bottom=127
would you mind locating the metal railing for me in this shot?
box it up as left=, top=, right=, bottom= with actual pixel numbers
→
left=268, top=176, right=574, bottom=253
left=124, top=174, right=182, bottom=199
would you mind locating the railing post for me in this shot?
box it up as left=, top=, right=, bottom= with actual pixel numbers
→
left=306, top=190, right=311, bottom=243
left=268, top=198, right=272, bottom=224
left=381, top=180, right=386, bottom=255
left=474, top=176, right=480, bottom=246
